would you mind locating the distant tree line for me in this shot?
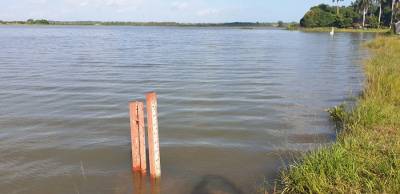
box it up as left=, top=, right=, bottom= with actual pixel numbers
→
left=0, top=19, right=51, bottom=25
left=26, top=19, right=50, bottom=25
left=301, top=0, right=400, bottom=28
left=0, top=19, right=281, bottom=27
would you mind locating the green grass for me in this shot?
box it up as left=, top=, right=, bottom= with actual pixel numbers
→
left=280, top=36, right=400, bottom=193
left=297, top=27, right=389, bottom=33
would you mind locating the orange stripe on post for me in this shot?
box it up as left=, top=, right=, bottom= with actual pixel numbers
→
left=129, top=102, right=141, bottom=171
left=137, top=102, right=147, bottom=173
left=146, top=92, right=161, bottom=178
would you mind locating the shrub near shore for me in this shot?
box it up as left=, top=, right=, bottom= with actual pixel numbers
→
left=280, top=36, right=400, bottom=193
left=298, top=27, right=389, bottom=33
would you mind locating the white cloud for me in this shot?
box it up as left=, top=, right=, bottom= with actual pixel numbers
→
left=105, top=0, right=130, bottom=7
left=79, top=1, right=89, bottom=7
left=29, top=0, right=47, bottom=4
left=171, top=1, right=188, bottom=11
left=196, top=8, right=220, bottom=17
left=66, top=0, right=143, bottom=8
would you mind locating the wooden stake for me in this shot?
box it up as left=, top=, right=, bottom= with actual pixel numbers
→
left=146, top=92, right=161, bottom=178
left=130, top=101, right=147, bottom=172
left=137, top=102, right=147, bottom=173
left=130, top=102, right=141, bottom=171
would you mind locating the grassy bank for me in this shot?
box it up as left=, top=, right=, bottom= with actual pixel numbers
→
left=296, top=27, right=389, bottom=33
left=280, top=36, right=400, bottom=193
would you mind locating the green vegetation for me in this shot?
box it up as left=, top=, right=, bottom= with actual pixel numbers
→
left=301, top=0, right=400, bottom=29
left=26, top=19, right=50, bottom=25
left=299, top=27, right=389, bottom=32
left=280, top=36, right=400, bottom=193
left=286, top=23, right=300, bottom=31
left=278, top=21, right=285, bottom=28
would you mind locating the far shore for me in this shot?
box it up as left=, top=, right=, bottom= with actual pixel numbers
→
left=0, top=23, right=390, bottom=34
left=0, top=21, right=282, bottom=28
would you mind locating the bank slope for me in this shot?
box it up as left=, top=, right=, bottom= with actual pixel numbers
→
left=281, top=36, right=400, bottom=193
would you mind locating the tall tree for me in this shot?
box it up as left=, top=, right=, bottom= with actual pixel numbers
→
left=391, top=0, right=399, bottom=26
left=333, top=0, right=345, bottom=14
left=358, top=0, right=372, bottom=28
left=376, top=0, right=385, bottom=27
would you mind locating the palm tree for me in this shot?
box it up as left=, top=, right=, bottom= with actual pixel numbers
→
left=333, top=0, right=345, bottom=14
left=391, top=0, right=399, bottom=26
left=376, top=0, right=385, bottom=27
left=358, top=0, right=372, bottom=28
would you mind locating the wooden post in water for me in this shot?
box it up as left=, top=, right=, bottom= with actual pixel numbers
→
left=146, top=92, right=161, bottom=178
left=129, top=102, right=140, bottom=171
left=129, top=101, right=147, bottom=173
left=137, top=102, right=147, bottom=173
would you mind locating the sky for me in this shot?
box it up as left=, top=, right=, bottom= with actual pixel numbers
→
left=0, top=0, right=353, bottom=23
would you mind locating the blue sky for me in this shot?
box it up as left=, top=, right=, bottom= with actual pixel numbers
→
left=0, top=0, right=352, bottom=22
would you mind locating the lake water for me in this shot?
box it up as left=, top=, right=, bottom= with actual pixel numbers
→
left=0, top=26, right=374, bottom=194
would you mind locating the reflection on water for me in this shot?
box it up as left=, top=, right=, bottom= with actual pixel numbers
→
left=151, top=179, right=161, bottom=194
left=0, top=26, right=374, bottom=194
left=131, top=174, right=242, bottom=194
left=129, top=173, right=162, bottom=194
left=132, top=173, right=147, bottom=194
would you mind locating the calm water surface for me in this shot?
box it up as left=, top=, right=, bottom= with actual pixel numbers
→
left=0, top=26, right=373, bottom=194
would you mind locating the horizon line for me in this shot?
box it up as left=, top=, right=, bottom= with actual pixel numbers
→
left=0, top=19, right=299, bottom=24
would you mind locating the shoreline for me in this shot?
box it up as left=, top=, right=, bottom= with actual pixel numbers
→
left=0, top=21, right=279, bottom=28
left=0, top=23, right=285, bottom=30
left=279, top=36, right=400, bottom=193
left=0, top=23, right=390, bottom=33
left=290, top=27, right=390, bottom=33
